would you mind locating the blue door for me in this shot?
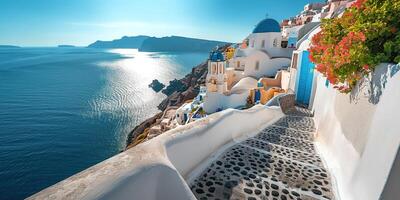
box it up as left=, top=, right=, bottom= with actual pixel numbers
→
left=254, top=89, right=261, bottom=102
left=287, top=37, right=297, bottom=48
left=295, top=51, right=314, bottom=105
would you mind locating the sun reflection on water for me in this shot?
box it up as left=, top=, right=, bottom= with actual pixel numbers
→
left=79, top=48, right=208, bottom=149
left=87, top=48, right=201, bottom=147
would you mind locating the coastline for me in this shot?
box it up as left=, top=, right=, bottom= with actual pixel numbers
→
left=125, top=44, right=230, bottom=149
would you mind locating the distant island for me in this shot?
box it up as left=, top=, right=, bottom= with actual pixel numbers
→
left=58, top=45, right=76, bottom=48
left=0, top=45, right=20, bottom=48
left=88, top=35, right=150, bottom=49
left=139, top=36, right=227, bottom=52
left=87, top=35, right=228, bottom=52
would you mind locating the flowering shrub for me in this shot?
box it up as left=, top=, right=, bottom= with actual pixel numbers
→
left=309, top=0, right=400, bottom=93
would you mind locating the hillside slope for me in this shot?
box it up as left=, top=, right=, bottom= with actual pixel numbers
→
left=88, top=35, right=149, bottom=48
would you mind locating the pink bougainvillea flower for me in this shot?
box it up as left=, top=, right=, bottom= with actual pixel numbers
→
left=308, top=0, right=398, bottom=94
left=352, top=0, right=366, bottom=10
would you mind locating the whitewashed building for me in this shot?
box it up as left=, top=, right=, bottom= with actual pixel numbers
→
left=229, top=18, right=293, bottom=79
left=203, top=18, right=295, bottom=113
left=205, top=50, right=228, bottom=94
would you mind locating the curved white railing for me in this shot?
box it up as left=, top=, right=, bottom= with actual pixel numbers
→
left=28, top=105, right=284, bottom=200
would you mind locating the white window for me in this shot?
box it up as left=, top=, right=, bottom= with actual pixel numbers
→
left=261, top=40, right=265, bottom=48
left=251, top=40, right=255, bottom=47
left=291, top=53, right=298, bottom=69
left=255, top=61, right=260, bottom=70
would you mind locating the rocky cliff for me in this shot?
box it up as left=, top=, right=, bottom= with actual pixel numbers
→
left=149, top=79, right=165, bottom=92
left=125, top=44, right=230, bottom=148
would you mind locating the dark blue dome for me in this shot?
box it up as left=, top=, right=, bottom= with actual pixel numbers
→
left=252, top=18, right=281, bottom=33
left=209, top=50, right=225, bottom=62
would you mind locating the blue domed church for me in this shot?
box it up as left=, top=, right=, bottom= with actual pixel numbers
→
left=206, top=50, right=228, bottom=94
left=252, top=18, right=281, bottom=33
left=228, top=18, right=294, bottom=79
left=204, top=18, right=294, bottom=113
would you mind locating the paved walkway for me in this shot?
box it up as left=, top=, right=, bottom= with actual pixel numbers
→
left=190, top=108, right=335, bottom=200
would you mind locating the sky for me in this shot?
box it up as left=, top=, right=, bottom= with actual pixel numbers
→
left=0, top=0, right=324, bottom=47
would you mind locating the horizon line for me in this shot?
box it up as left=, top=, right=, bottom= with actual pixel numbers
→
left=0, top=34, right=237, bottom=48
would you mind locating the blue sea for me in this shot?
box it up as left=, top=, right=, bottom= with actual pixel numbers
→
left=0, top=47, right=208, bottom=199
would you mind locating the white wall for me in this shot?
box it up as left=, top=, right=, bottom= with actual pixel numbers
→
left=230, top=77, right=257, bottom=93
left=311, top=63, right=400, bottom=200
left=230, top=56, right=246, bottom=71
left=379, top=149, right=400, bottom=199
left=203, top=91, right=249, bottom=113
left=247, top=32, right=282, bottom=50
left=203, top=76, right=258, bottom=114
left=247, top=32, right=293, bottom=58
left=280, top=70, right=291, bottom=91
left=288, top=68, right=297, bottom=93
left=243, top=51, right=291, bottom=78
left=98, top=165, right=196, bottom=200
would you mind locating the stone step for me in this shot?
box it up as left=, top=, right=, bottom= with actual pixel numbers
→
left=261, top=125, right=314, bottom=141
left=190, top=145, right=334, bottom=200
left=286, top=107, right=314, bottom=117
left=192, top=170, right=318, bottom=200
left=255, top=132, right=316, bottom=154
left=242, top=139, right=323, bottom=168
left=190, top=115, right=335, bottom=200
left=272, top=116, right=316, bottom=133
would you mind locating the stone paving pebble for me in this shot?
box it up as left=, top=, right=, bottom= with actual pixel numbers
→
left=190, top=108, right=335, bottom=200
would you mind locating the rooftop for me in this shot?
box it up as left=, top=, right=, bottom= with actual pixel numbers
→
left=252, top=18, right=281, bottom=33
left=210, top=50, right=225, bottom=62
